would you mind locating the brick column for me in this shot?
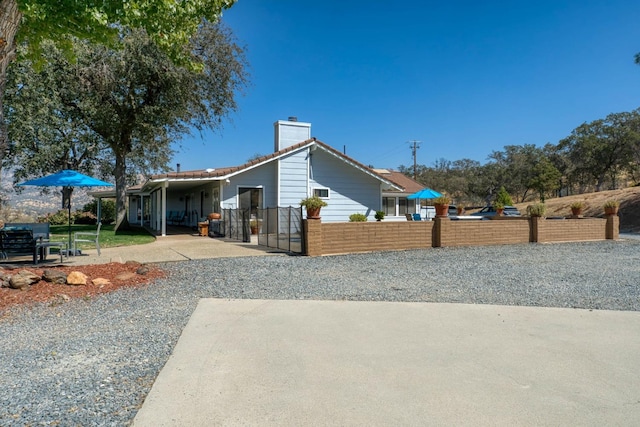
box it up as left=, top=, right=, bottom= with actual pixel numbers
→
left=433, top=217, right=450, bottom=247
left=530, top=216, right=541, bottom=243
left=606, top=214, right=619, bottom=240
left=303, top=219, right=323, bottom=256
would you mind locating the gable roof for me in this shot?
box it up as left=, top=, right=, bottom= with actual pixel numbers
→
left=373, top=169, right=424, bottom=193
left=142, top=138, right=402, bottom=190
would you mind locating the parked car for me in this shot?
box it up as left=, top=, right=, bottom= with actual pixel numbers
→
left=470, top=206, right=521, bottom=217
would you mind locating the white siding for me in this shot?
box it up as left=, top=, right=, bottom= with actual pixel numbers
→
left=221, top=162, right=277, bottom=209
left=308, top=150, right=381, bottom=222
left=274, top=120, right=311, bottom=151
left=279, top=150, right=309, bottom=207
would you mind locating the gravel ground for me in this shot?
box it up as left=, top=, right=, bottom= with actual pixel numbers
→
left=1, top=239, right=640, bottom=426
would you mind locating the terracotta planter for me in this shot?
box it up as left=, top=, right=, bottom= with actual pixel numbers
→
left=434, top=204, right=449, bottom=217
left=571, top=207, right=582, bottom=216
left=496, top=208, right=504, bottom=216
left=250, top=226, right=258, bottom=235
left=207, top=212, right=221, bottom=220
left=306, top=207, right=322, bottom=219
left=604, top=207, right=618, bottom=216
left=457, top=208, right=464, bottom=215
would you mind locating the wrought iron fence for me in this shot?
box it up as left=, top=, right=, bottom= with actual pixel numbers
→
left=257, top=207, right=304, bottom=254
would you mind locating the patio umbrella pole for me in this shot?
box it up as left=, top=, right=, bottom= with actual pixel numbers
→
left=68, top=194, right=72, bottom=255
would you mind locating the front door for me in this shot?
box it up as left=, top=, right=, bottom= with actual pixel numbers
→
left=238, top=187, right=262, bottom=217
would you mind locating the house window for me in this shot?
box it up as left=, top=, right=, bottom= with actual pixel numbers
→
left=313, top=188, right=330, bottom=198
left=383, top=197, right=396, bottom=216
left=399, top=198, right=415, bottom=215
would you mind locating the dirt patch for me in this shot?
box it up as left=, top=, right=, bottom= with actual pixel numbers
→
left=514, top=187, right=640, bottom=232
left=0, top=262, right=166, bottom=311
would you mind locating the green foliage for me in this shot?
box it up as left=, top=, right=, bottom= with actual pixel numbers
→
left=74, top=211, right=98, bottom=225
left=300, top=196, right=328, bottom=210
left=39, top=209, right=71, bottom=225
left=83, top=199, right=116, bottom=224
left=526, top=203, right=546, bottom=217
left=5, top=21, right=248, bottom=230
left=349, top=213, right=368, bottom=222
left=16, top=1, right=237, bottom=67
left=570, top=201, right=585, bottom=209
left=495, top=186, right=513, bottom=207
left=433, top=195, right=451, bottom=205
left=603, top=200, right=620, bottom=208
left=374, top=211, right=385, bottom=221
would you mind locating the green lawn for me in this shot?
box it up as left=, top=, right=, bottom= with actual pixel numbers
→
left=49, top=224, right=156, bottom=250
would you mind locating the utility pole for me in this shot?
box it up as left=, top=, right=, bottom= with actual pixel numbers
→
left=408, top=140, right=421, bottom=180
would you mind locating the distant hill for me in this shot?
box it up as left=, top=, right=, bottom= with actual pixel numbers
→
left=514, top=186, right=640, bottom=233
left=1, top=170, right=95, bottom=220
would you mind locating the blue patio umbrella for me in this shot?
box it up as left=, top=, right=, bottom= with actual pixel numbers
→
left=406, top=187, right=442, bottom=200
left=17, top=170, right=114, bottom=255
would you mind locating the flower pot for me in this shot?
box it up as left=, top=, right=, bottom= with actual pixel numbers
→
left=306, top=207, right=321, bottom=219
left=604, top=207, right=618, bottom=216
left=250, top=226, right=258, bottom=235
left=496, top=208, right=504, bottom=216
left=207, top=212, right=221, bottom=220
left=434, top=204, right=449, bottom=217
left=571, top=207, right=582, bottom=216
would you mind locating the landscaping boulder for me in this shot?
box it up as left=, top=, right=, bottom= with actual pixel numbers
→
left=66, top=271, right=88, bottom=286
left=43, top=270, right=68, bottom=285
left=9, top=270, right=41, bottom=290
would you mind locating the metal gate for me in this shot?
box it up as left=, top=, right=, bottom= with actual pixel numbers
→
left=220, top=208, right=250, bottom=242
left=257, top=207, right=304, bottom=254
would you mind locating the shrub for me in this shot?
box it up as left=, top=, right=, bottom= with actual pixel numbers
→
left=603, top=200, right=619, bottom=208
left=349, top=213, right=368, bottom=222
left=40, top=209, right=72, bottom=225
left=570, top=201, right=585, bottom=209
left=83, top=199, right=116, bottom=224
left=73, top=211, right=98, bottom=225
left=495, top=186, right=514, bottom=207
left=374, top=211, right=385, bottom=221
left=526, top=203, right=546, bottom=217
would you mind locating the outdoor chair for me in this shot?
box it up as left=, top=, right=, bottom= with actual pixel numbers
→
left=74, top=222, right=102, bottom=256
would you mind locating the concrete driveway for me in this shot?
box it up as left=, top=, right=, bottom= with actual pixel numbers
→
left=133, top=299, right=640, bottom=426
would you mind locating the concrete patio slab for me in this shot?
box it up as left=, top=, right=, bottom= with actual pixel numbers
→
left=133, top=299, right=640, bottom=426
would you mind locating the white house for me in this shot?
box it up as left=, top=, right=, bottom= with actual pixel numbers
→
left=125, top=119, right=427, bottom=235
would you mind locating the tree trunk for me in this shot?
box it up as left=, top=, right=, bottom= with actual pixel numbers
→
left=0, top=0, right=21, bottom=190
left=113, top=149, right=132, bottom=232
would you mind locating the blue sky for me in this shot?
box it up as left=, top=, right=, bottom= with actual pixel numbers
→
left=172, top=0, right=640, bottom=172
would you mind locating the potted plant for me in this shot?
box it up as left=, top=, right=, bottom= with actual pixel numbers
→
left=570, top=201, right=585, bottom=216
left=526, top=203, right=546, bottom=217
left=250, top=218, right=259, bottom=234
left=300, top=195, right=328, bottom=219
left=494, top=201, right=505, bottom=216
left=433, top=195, right=451, bottom=217
left=603, top=200, right=619, bottom=215
left=374, top=211, right=385, bottom=221
left=456, top=205, right=465, bottom=215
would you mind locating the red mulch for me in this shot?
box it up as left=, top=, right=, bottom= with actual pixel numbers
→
left=0, top=262, right=166, bottom=311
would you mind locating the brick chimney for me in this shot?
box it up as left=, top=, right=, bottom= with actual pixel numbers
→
left=274, top=118, right=311, bottom=151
